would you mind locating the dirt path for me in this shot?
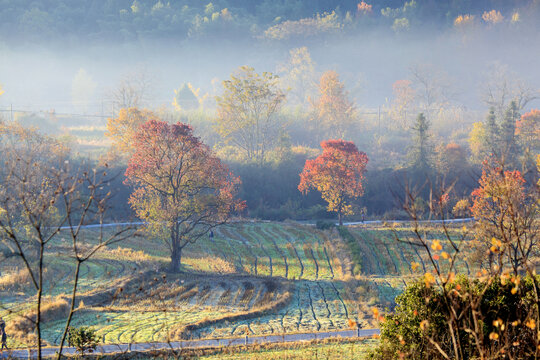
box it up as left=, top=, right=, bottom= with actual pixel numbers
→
left=4, top=329, right=380, bottom=359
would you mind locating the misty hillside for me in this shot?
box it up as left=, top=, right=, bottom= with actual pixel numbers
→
left=1, top=0, right=540, bottom=44
left=0, top=0, right=538, bottom=220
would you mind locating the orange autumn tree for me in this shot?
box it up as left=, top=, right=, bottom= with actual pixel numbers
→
left=106, top=107, right=159, bottom=154
left=470, top=159, right=539, bottom=274
left=310, top=71, right=355, bottom=141
left=125, top=119, right=244, bottom=272
left=298, top=139, right=368, bottom=225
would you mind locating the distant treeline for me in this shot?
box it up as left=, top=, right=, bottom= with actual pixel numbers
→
left=100, top=157, right=482, bottom=223
left=9, top=66, right=538, bottom=222
left=2, top=0, right=540, bottom=44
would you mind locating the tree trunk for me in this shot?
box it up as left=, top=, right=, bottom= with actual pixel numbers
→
left=56, top=261, right=81, bottom=360
left=37, top=243, right=45, bottom=360
left=338, top=210, right=343, bottom=226
left=170, top=245, right=182, bottom=273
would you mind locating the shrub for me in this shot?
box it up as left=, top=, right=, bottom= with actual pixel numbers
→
left=0, top=268, right=32, bottom=290
left=108, top=247, right=151, bottom=262
left=68, top=326, right=100, bottom=356
left=369, top=276, right=539, bottom=360
left=316, top=220, right=335, bottom=230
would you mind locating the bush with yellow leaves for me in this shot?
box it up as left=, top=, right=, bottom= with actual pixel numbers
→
left=369, top=275, right=540, bottom=359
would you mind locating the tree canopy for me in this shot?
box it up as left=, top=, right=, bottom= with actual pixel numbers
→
left=125, top=119, right=244, bottom=272
left=216, top=66, right=286, bottom=165
left=310, top=70, right=355, bottom=141
left=106, top=107, right=158, bottom=155
left=298, top=139, right=368, bottom=225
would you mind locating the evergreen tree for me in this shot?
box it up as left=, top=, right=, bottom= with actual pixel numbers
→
left=500, top=100, right=520, bottom=167
left=484, top=106, right=500, bottom=157
left=409, top=113, right=433, bottom=172
left=173, top=83, right=199, bottom=111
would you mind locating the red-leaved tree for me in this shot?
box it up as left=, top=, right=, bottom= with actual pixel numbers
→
left=125, top=119, right=245, bottom=272
left=298, top=139, right=368, bottom=225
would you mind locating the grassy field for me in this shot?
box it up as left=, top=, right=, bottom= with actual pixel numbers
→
left=199, top=339, right=378, bottom=359
left=0, top=221, right=472, bottom=352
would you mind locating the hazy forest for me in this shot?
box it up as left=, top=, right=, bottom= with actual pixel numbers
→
left=0, top=0, right=539, bottom=359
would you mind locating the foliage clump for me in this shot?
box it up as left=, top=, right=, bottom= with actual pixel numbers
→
left=68, top=326, right=100, bottom=356
left=370, top=276, right=539, bottom=359
left=370, top=158, right=539, bottom=360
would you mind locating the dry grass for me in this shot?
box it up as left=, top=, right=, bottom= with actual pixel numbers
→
left=301, top=243, right=312, bottom=260
left=327, top=228, right=355, bottom=279
left=319, top=229, right=345, bottom=279
left=177, top=286, right=198, bottom=302
left=285, top=243, right=296, bottom=258
left=206, top=257, right=236, bottom=274
left=7, top=296, right=69, bottom=346
left=107, top=247, right=151, bottom=262
left=0, top=268, right=32, bottom=291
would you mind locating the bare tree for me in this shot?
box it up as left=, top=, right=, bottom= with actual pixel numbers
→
left=409, top=63, right=454, bottom=121
left=108, top=67, right=154, bottom=112
left=216, top=66, right=286, bottom=165
left=0, top=122, right=133, bottom=360
left=481, top=62, right=539, bottom=118
left=277, top=46, right=317, bottom=107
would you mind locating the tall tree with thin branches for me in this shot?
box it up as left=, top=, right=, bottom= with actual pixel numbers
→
left=216, top=66, right=286, bottom=165
left=0, top=122, right=132, bottom=360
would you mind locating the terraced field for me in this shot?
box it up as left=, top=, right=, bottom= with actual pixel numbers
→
left=0, top=221, right=472, bottom=349
left=347, top=224, right=475, bottom=305
left=349, top=226, right=474, bottom=273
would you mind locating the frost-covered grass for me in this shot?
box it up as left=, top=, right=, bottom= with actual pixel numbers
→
left=1, top=222, right=469, bottom=348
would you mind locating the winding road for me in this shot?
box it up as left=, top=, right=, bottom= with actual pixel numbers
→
left=3, top=328, right=380, bottom=359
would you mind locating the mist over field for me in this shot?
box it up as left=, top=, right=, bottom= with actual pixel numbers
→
left=0, top=0, right=538, bottom=222
left=2, top=23, right=540, bottom=115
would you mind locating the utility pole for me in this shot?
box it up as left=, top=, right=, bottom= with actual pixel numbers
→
left=10, top=103, right=13, bottom=121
